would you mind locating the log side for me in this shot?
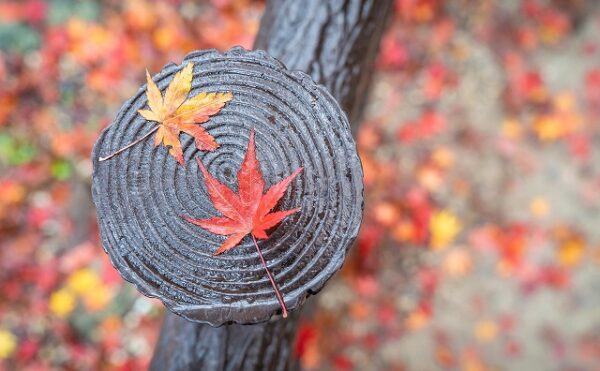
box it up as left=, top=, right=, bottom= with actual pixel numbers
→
left=255, top=0, right=393, bottom=131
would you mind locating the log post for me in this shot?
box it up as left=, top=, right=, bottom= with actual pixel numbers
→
left=255, top=0, right=393, bottom=131
left=91, top=1, right=392, bottom=370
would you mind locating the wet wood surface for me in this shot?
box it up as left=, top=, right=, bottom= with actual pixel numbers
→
left=91, top=0, right=391, bottom=369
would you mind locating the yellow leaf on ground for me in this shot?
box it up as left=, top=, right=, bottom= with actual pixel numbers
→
left=430, top=210, right=462, bottom=250
left=0, top=330, right=16, bottom=359
left=67, top=268, right=101, bottom=295
left=474, top=320, right=498, bottom=342
left=529, top=196, right=550, bottom=218
left=49, top=288, right=76, bottom=317
left=558, top=238, right=584, bottom=267
left=533, top=114, right=563, bottom=141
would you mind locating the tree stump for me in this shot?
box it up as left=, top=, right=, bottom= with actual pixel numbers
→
left=92, top=48, right=363, bottom=325
left=92, top=0, right=392, bottom=368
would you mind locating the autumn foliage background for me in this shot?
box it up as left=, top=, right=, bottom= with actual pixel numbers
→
left=1, top=0, right=600, bottom=370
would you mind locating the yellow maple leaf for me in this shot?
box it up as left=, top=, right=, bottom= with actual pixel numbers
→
left=430, top=210, right=461, bottom=250
left=100, top=62, right=232, bottom=164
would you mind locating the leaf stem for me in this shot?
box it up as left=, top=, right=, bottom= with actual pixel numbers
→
left=252, top=235, right=288, bottom=318
left=98, top=126, right=159, bottom=162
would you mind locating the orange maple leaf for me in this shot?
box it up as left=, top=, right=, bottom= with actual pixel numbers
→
left=183, top=129, right=303, bottom=317
left=99, top=62, right=232, bottom=164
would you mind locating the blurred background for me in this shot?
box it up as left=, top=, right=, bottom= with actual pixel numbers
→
left=1, top=0, right=600, bottom=370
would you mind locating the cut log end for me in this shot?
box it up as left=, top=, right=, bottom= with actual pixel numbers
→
left=91, top=47, right=364, bottom=326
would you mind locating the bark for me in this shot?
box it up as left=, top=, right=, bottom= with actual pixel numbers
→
left=151, top=311, right=300, bottom=371
left=255, top=0, right=393, bottom=130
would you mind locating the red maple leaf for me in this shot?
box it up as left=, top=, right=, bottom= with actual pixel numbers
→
left=183, top=129, right=303, bottom=317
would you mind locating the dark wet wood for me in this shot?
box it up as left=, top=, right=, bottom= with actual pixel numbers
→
left=151, top=311, right=300, bottom=371
left=145, top=0, right=392, bottom=369
left=93, top=47, right=362, bottom=326
left=256, top=0, right=393, bottom=132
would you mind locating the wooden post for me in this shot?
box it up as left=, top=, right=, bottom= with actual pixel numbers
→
left=91, top=1, right=392, bottom=370
left=152, top=0, right=393, bottom=369
left=255, top=0, right=393, bottom=131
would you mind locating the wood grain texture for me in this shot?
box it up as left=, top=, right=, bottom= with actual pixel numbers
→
left=151, top=310, right=300, bottom=371
left=92, top=47, right=363, bottom=326
left=255, top=0, right=393, bottom=131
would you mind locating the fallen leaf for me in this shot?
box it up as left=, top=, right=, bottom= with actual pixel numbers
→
left=396, top=111, right=446, bottom=143
left=418, top=164, right=443, bottom=192
left=557, top=237, right=584, bottom=267
left=533, top=114, right=563, bottom=141
left=405, top=305, right=431, bottom=331
left=374, top=202, right=400, bottom=227
left=443, top=248, right=472, bottom=277
left=49, top=288, right=76, bottom=317
left=0, top=330, right=17, bottom=360
left=474, top=320, right=499, bottom=342
left=529, top=196, right=550, bottom=218
left=350, top=302, right=370, bottom=320
left=392, top=219, right=415, bottom=242
left=100, top=62, right=232, bottom=164
left=82, top=284, right=112, bottom=311
left=435, top=345, right=456, bottom=368
left=67, top=268, right=101, bottom=294
left=183, top=128, right=302, bottom=317
left=429, top=210, right=461, bottom=250
left=431, top=146, right=454, bottom=168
